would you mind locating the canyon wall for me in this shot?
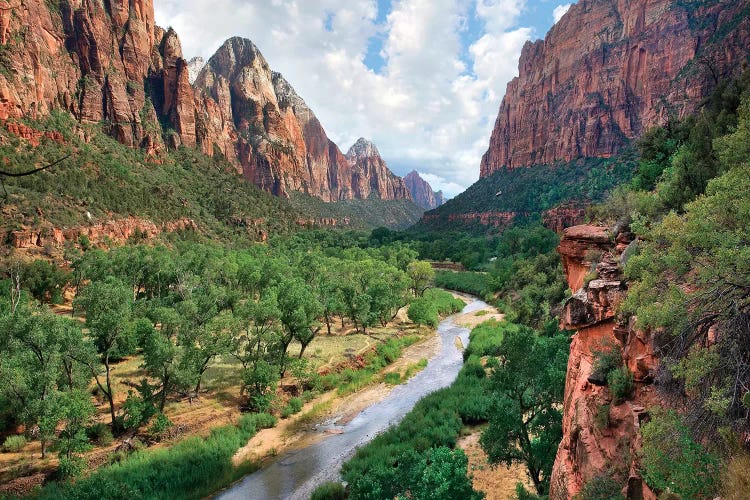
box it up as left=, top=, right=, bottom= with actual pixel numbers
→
left=480, top=0, right=750, bottom=176
left=551, top=224, right=661, bottom=499
left=0, top=1, right=410, bottom=202
left=404, top=170, right=445, bottom=210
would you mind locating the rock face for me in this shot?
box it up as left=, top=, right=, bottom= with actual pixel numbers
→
left=0, top=5, right=410, bottom=203
left=0, top=0, right=195, bottom=152
left=480, top=0, right=750, bottom=176
left=346, top=139, right=412, bottom=201
left=192, top=39, right=411, bottom=202
left=404, top=170, right=446, bottom=210
left=550, top=224, right=660, bottom=500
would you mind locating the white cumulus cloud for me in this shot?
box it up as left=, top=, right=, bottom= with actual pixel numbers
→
left=553, top=3, right=572, bottom=24
left=154, top=0, right=542, bottom=197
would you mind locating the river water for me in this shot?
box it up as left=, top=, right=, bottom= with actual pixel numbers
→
left=216, top=298, right=486, bottom=500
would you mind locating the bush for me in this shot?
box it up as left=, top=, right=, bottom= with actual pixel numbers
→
left=641, top=409, right=719, bottom=498
left=2, top=434, right=26, bottom=453
left=591, top=340, right=623, bottom=384
left=310, top=481, right=347, bottom=500
left=575, top=473, right=625, bottom=500
left=281, top=397, right=304, bottom=419
left=607, top=367, right=634, bottom=403
left=147, top=413, right=173, bottom=438
left=463, top=319, right=510, bottom=360
left=383, top=372, right=401, bottom=385
left=58, top=456, right=87, bottom=480
left=86, top=423, right=114, bottom=447
left=408, top=299, right=438, bottom=327
left=408, top=289, right=464, bottom=327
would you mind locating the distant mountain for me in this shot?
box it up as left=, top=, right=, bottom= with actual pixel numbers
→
left=404, top=170, right=446, bottom=210
left=344, top=138, right=413, bottom=201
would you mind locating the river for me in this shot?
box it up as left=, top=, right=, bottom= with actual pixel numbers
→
left=216, top=297, right=487, bottom=500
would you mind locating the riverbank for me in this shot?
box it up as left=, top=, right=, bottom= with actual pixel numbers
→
left=216, top=297, right=488, bottom=500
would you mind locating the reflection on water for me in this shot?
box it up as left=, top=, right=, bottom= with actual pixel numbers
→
left=216, top=298, right=485, bottom=500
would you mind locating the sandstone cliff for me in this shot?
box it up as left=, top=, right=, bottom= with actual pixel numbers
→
left=0, top=2, right=411, bottom=203
left=346, top=139, right=412, bottom=201
left=404, top=170, right=445, bottom=210
left=551, top=224, right=660, bottom=499
left=480, top=0, right=750, bottom=176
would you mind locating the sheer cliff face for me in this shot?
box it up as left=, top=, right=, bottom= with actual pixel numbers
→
left=191, top=38, right=412, bottom=202
left=0, top=0, right=193, bottom=153
left=404, top=170, right=445, bottom=210
left=480, top=0, right=750, bottom=176
left=345, top=139, right=412, bottom=201
left=0, top=5, right=410, bottom=202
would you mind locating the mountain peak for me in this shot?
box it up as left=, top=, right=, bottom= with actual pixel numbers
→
left=346, top=138, right=381, bottom=161
left=403, top=170, right=445, bottom=210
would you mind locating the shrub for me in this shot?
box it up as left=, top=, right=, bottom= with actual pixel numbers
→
left=641, top=409, right=719, bottom=499
left=594, top=404, right=610, bottom=430
left=281, top=397, right=304, bottom=419
left=58, top=456, right=87, bottom=480
left=2, top=435, right=26, bottom=453
left=310, top=481, right=347, bottom=500
left=591, top=340, right=623, bottom=384
left=408, top=299, right=438, bottom=327
left=575, top=473, right=625, bottom=500
left=86, top=423, right=114, bottom=447
left=383, top=372, right=401, bottom=385
left=147, top=413, right=173, bottom=438
left=607, top=367, right=634, bottom=403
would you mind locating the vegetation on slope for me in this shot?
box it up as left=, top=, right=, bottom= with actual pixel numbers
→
left=288, top=192, right=424, bottom=230
left=416, top=155, right=635, bottom=233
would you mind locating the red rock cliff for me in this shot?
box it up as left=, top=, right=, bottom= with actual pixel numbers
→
left=404, top=170, right=445, bottom=210
left=480, top=0, right=750, bottom=176
left=0, top=6, right=411, bottom=203
left=193, top=38, right=411, bottom=202
left=551, top=224, right=661, bottom=499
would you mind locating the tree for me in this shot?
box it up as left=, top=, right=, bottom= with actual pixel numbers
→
left=277, top=278, right=322, bottom=373
left=407, top=260, right=435, bottom=297
left=74, top=277, right=135, bottom=429
left=480, top=326, right=568, bottom=495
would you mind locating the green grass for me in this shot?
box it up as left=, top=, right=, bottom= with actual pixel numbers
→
left=36, top=413, right=277, bottom=500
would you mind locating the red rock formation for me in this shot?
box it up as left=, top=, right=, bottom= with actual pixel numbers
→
left=481, top=0, right=750, bottom=177
left=543, top=204, right=587, bottom=233
left=404, top=170, right=445, bottom=210
left=551, top=224, right=660, bottom=499
left=0, top=0, right=195, bottom=152
left=345, top=139, right=412, bottom=201
left=192, top=38, right=411, bottom=202
left=10, top=217, right=198, bottom=249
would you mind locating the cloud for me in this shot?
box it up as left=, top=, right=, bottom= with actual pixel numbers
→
left=154, top=0, right=539, bottom=193
left=553, top=3, right=572, bottom=23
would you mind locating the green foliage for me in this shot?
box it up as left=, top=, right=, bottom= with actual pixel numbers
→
left=280, top=397, right=303, bottom=419
left=288, top=192, right=424, bottom=230
left=607, top=367, right=634, bottom=404
left=463, top=319, right=506, bottom=360
left=16, top=259, right=71, bottom=303
left=38, top=413, right=276, bottom=500
left=2, top=435, right=26, bottom=453
left=408, top=289, right=464, bottom=327
left=407, top=260, right=435, bottom=297
left=310, top=481, right=348, bottom=500
left=480, top=326, right=569, bottom=495
left=641, top=409, right=719, bottom=498
left=86, top=423, right=114, bottom=447
left=418, top=155, right=635, bottom=233
left=574, top=473, right=625, bottom=500
left=434, top=271, right=489, bottom=297
left=58, top=455, right=87, bottom=480
left=147, top=413, right=173, bottom=438
left=591, top=340, right=623, bottom=384
left=383, top=372, right=401, bottom=385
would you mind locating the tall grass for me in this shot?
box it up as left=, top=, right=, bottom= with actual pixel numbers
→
left=36, top=413, right=276, bottom=500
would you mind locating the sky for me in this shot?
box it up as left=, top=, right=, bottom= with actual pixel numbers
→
left=154, top=0, right=573, bottom=198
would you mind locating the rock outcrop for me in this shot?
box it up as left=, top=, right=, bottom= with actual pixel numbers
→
left=550, top=224, right=660, bottom=500
left=0, top=4, right=411, bottom=203
left=480, top=0, right=750, bottom=177
left=404, top=170, right=446, bottom=210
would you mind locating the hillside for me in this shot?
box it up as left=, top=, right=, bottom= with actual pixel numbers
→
left=0, top=0, right=414, bottom=209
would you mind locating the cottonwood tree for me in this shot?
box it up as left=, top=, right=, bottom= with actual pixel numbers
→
left=277, top=277, right=322, bottom=374
left=480, top=326, right=568, bottom=495
left=407, top=260, right=435, bottom=297
left=74, top=277, right=135, bottom=429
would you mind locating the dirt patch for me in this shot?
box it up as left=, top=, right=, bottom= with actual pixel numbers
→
left=454, top=305, right=505, bottom=329
left=458, top=428, right=533, bottom=500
